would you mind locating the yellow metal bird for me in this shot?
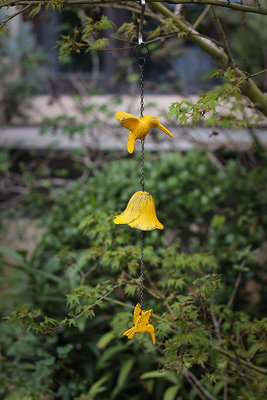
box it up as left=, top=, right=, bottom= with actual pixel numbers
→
left=123, top=303, right=156, bottom=344
left=115, top=112, right=174, bottom=154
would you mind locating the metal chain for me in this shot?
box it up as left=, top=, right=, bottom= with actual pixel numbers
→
left=140, top=230, right=144, bottom=310
left=140, top=139, right=145, bottom=192
left=134, top=43, right=149, bottom=311
left=139, top=52, right=145, bottom=192
left=139, top=61, right=144, bottom=118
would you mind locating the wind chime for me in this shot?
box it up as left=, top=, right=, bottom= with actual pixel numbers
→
left=113, top=0, right=174, bottom=345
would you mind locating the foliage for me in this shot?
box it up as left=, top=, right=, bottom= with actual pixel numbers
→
left=57, top=15, right=114, bottom=62
left=223, top=5, right=267, bottom=88
left=28, top=0, right=64, bottom=19
left=1, top=149, right=267, bottom=399
left=168, top=68, right=265, bottom=128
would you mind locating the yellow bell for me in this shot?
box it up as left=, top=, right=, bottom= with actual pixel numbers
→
left=114, top=191, right=164, bottom=231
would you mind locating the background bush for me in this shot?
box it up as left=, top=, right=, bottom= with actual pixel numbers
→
left=0, top=149, right=266, bottom=400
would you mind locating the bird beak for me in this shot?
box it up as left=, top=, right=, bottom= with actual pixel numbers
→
left=158, top=123, right=174, bottom=138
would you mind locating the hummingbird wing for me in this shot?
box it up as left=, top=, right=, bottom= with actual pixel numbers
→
left=136, top=310, right=151, bottom=328
left=127, top=132, right=136, bottom=154
left=134, top=303, right=142, bottom=325
left=115, top=112, right=139, bottom=131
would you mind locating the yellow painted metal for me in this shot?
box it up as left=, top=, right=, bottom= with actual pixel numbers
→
left=114, top=191, right=164, bottom=231
left=123, top=303, right=156, bottom=344
left=115, top=112, right=174, bottom=154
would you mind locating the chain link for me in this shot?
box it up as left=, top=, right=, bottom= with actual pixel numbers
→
left=139, top=55, right=145, bottom=192
left=140, top=139, right=145, bottom=192
left=139, top=62, right=144, bottom=118
left=134, top=43, right=149, bottom=311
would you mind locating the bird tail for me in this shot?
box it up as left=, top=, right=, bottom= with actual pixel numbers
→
left=147, top=324, right=156, bottom=345
left=124, top=327, right=136, bottom=340
left=126, top=132, right=135, bottom=154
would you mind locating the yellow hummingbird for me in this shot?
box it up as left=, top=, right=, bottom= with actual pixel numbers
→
left=115, top=112, right=174, bottom=154
left=123, top=303, right=156, bottom=344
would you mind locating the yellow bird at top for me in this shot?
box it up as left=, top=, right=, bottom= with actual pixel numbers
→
left=115, top=112, right=174, bottom=154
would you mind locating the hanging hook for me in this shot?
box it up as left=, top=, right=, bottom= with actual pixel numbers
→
left=138, top=0, right=146, bottom=45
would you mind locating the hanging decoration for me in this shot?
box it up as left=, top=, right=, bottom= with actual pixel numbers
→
left=113, top=0, right=173, bottom=345
left=114, top=191, right=164, bottom=231
left=115, top=112, right=173, bottom=154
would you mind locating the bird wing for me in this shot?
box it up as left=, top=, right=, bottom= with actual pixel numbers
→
left=134, top=303, right=142, bottom=325
left=115, top=112, right=139, bottom=131
left=127, top=132, right=136, bottom=154
left=136, top=310, right=151, bottom=328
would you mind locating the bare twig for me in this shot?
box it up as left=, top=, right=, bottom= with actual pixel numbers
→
left=193, top=5, right=211, bottom=29
left=1, top=1, right=267, bottom=16
left=0, top=4, right=30, bottom=27
left=249, top=68, right=267, bottom=78
left=183, top=369, right=206, bottom=400
left=210, top=306, right=222, bottom=343
left=211, top=6, right=234, bottom=65
left=183, top=368, right=218, bottom=400
left=211, top=345, right=267, bottom=375
left=218, top=272, right=243, bottom=325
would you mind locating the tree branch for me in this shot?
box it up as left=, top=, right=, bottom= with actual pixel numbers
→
left=150, top=2, right=267, bottom=117
left=1, top=1, right=267, bottom=16
left=1, top=0, right=266, bottom=115
left=183, top=368, right=218, bottom=400
left=211, top=346, right=267, bottom=376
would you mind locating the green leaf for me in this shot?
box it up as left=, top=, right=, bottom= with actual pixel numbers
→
left=111, top=359, right=135, bottom=399
left=0, top=246, right=26, bottom=266
left=29, top=3, right=42, bottom=18
left=97, top=344, right=125, bottom=370
left=140, top=370, right=169, bottom=380
left=96, top=331, right=115, bottom=350
left=57, top=344, right=74, bottom=359
left=163, top=385, right=180, bottom=400
left=87, top=375, right=109, bottom=398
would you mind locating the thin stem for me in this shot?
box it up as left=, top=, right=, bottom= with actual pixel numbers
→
left=249, top=68, right=267, bottom=78
left=211, top=346, right=267, bottom=375
left=218, top=272, right=242, bottom=325
left=1, top=1, right=267, bottom=16
left=184, top=368, right=218, bottom=400
left=211, top=6, right=234, bottom=65
left=0, top=4, right=30, bottom=26
left=193, top=5, right=211, bottom=29
left=182, top=369, right=207, bottom=400
left=210, top=307, right=222, bottom=343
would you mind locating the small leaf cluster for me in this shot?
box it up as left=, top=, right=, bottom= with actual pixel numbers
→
left=32, top=1, right=64, bottom=17
left=168, top=68, right=265, bottom=128
left=57, top=15, right=114, bottom=62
